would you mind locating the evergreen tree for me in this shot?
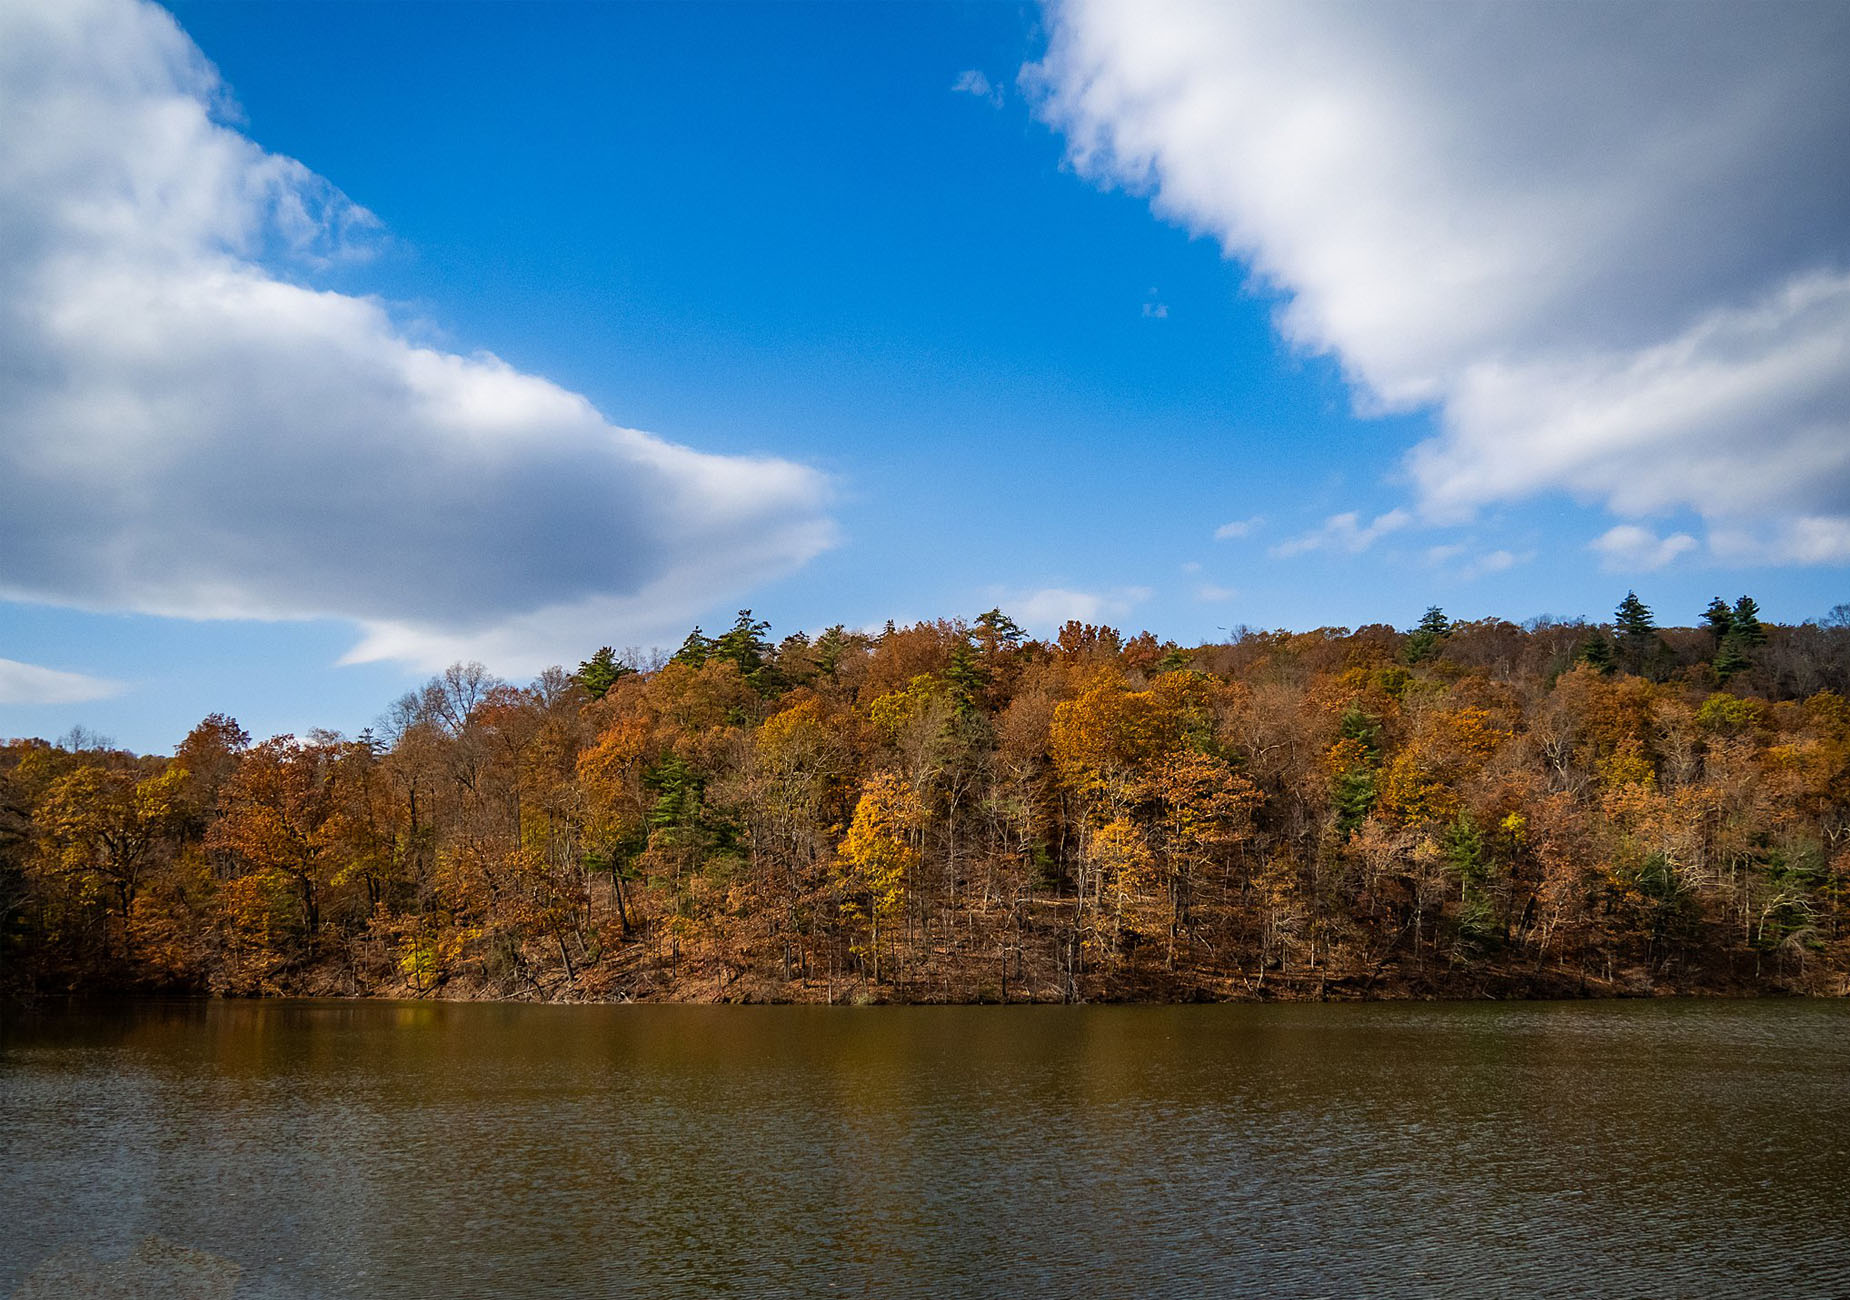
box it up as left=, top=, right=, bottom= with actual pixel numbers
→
left=1730, top=596, right=1766, bottom=647
left=575, top=646, right=631, bottom=701
left=1712, top=595, right=1765, bottom=681
left=711, top=609, right=778, bottom=694
left=1614, top=591, right=1659, bottom=675
left=1331, top=707, right=1382, bottom=837
left=1714, top=635, right=1751, bottom=681
left=1578, top=631, right=1616, bottom=674
left=1444, top=813, right=1497, bottom=950
left=811, top=625, right=860, bottom=679
left=1443, top=812, right=1487, bottom=887
left=1615, top=591, right=1655, bottom=642
left=644, top=755, right=705, bottom=832
left=943, top=639, right=987, bottom=714
left=1701, top=597, right=1734, bottom=646
left=1155, top=644, right=1194, bottom=674
left=669, top=626, right=711, bottom=669
left=1403, top=606, right=1450, bottom=664
left=973, top=607, right=1027, bottom=654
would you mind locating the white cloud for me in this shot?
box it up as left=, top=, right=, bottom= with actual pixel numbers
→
left=952, top=69, right=1004, bottom=107
left=1426, top=543, right=1531, bottom=580
left=1195, top=583, right=1235, bottom=602
left=1271, top=509, right=1410, bottom=558
left=1212, top=516, right=1261, bottom=540
left=0, top=658, right=125, bottom=706
left=0, top=0, right=834, bottom=673
left=1459, top=548, right=1528, bottom=581
left=1029, top=0, right=1850, bottom=564
left=1000, top=585, right=1152, bottom=632
left=1589, top=525, right=1699, bottom=573
left=1711, top=517, right=1850, bottom=567
left=1413, top=274, right=1850, bottom=538
left=1141, top=301, right=1169, bottom=319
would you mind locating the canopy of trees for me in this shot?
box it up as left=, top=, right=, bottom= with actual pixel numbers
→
left=5, top=599, right=1849, bottom=1003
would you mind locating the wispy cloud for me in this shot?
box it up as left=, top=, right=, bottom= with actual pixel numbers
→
left=1213, top=516, right=1263, bottom=541
left=1195, top=583, right=1235, bottom=602
left=951, top=69, right=1004, bottom=107
left=1425, top=543, right=1532, bottom=581
left=1589, top=525, right=1699, bottom=573
left=1709, top=516, right=1850, bottom=567
left=1271, top=509, right=1412, bottom=558
left=997, top=585, right=1152, bottom=632
left=0, top=658, right=125, bottom=706
left=1459, top=548, right=1529, bottom=580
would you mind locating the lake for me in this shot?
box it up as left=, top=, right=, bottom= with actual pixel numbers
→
left=3, top=999, right=1847, bottom=1297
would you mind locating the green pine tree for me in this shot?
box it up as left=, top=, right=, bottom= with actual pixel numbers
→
left=1730, top=596, right=1766, bottom=647
left=574, top=646, right=631, bottom=700
left=1444, top=813, right=1497, bottom=951
left=1701, top=597, right=1734, bottom=646
left=1714, top=635, right=1750, bottom=681
left=1332, top=707, right=1382, bottom=837
left=811, top=625, right=861, bottom=679
left=1402, top=606, right=1449, bottom=664
left=1614, top=591, right=1660, bottom=675
left=669, top=626, right=711, bottom=669
left=944, top=639, right=987, bottom=714
left=1155, top=644, right=1194, bottom=674
left=1578, top=631, right=1616, bottom=674
left=711, top=609, right=778, bottom=694
left=974, top=607, right=1027, bottom=653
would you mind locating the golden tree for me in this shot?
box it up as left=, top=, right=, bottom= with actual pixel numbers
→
left=834, top=773, right=920, bottom=983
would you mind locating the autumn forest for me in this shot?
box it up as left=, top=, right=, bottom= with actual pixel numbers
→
left=5, top=595, right=1849, bottom=1003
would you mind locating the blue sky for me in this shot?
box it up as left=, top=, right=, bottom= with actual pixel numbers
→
left=1, top=0, right=1846, bottom=753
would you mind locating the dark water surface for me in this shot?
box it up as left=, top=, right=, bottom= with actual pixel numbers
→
left=3, top=999, right=1847, bottom=1298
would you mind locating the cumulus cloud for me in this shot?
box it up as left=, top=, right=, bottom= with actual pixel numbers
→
left=0, top=658, right=125, bottom=706
left=1029, top=0, right=1850, bottom=563
left=0, top=0, right=833, bottom=672
left=1001, top=585, right=1152, bottom=632
left=1271, top=509, right=1410, bottom=558
left=1590, top=525, right=1699, bottom=573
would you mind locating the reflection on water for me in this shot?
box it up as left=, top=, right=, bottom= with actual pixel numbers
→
left=16, top=1237, right=241, bottom=1300
left=3, top=1000, right=1848, bottom=1298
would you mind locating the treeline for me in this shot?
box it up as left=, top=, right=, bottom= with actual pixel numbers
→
left=4, top=594, right=1849, bottom=1003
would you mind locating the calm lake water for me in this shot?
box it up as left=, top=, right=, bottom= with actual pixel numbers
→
left=3, top=999, right=1847, bottom=1298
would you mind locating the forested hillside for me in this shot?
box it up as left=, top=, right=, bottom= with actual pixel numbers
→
left=5, top=596, right=1849, bottom=1002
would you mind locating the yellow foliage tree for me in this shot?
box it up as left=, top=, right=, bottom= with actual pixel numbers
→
left=835, top=773, right=920, bottom=982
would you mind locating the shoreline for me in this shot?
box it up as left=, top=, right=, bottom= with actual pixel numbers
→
left=12, top=971, right=1838, bottom=1010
